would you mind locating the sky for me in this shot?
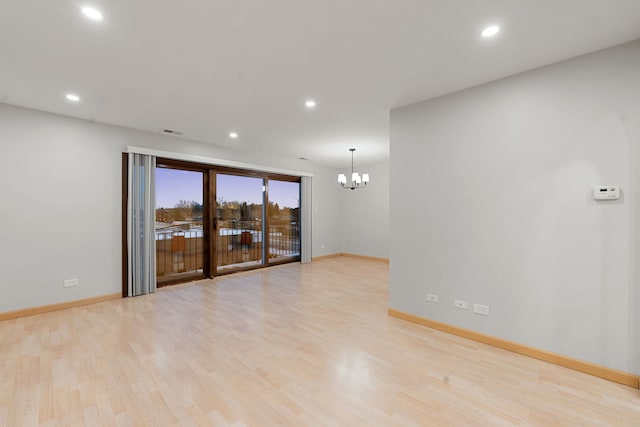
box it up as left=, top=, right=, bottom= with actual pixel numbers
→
left=155, top=168, right=202, bottom=208
left=268, top=180, right=300, bottom=209
left=156, top=168, right=300, bottom=209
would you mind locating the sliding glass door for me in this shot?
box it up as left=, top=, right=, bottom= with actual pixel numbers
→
left=155, top=166, right=205, bottom=286
left=266, top=179, right=300, bottom=263
left=215, top=174, right=264, bottom=272
left=150, top=158, right=302, bottom=285
left=214, top=175, right=301, bottom=273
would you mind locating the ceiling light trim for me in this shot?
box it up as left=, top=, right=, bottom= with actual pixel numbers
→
left=482, top=25, right=500, bottom=37
left=81, top=6, right=103, bottom=21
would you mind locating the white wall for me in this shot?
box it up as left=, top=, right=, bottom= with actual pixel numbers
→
left=339, top=161, right=390, bottom=259
left=0, top=104, right=341, bottom=312
left=310, top=165, right=342, bottom=257
left=390, top=40, right=640, bottom=374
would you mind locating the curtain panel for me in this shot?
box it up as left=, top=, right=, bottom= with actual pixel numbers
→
left=127, top=153, right=156, bottom=296
left=300, top=176, right=312, bottom=263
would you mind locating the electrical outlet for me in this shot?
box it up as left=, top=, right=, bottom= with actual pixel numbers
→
left=426, top=293, right=439, bottom=303
left=63, top=278, right=79, bottom=288
left=454, top=299, right=468, bottom=309
left=473, top=304, right=490, bottom=316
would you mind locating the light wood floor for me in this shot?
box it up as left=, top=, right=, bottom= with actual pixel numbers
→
left=1, top=257, right=639, bottom=426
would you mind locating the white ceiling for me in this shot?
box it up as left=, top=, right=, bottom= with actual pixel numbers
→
left=1, top=0, right=640, bottom=168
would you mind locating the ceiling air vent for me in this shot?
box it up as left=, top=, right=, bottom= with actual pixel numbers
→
left=162, top=129, right=184, bottom=136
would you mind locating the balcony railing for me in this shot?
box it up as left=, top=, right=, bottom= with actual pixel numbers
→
left=268, top=224, right=301, bottom=259
left=156, top=227, right=204, bottom=282
left=216, top=220, right=300, bottom=270
left=217, top=220, right=263, bottom=269
left=155, top=221, right=300, bottom=277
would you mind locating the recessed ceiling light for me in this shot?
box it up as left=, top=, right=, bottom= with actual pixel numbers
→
left=229, top=132, right=238, bottom=139
left=305, top=100, right=316, bottom=108
left=65, top=94, right=80, bottom=102
left=82, top=6, right=103, bottom=21
left=482, top=25, right=500, bottom=37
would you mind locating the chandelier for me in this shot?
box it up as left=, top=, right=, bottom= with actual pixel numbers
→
left=338, top=148, right=369, bottom=190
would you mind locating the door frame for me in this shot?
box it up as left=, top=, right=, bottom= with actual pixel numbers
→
left=122, top=155, right=302, bottom=295
left=210, top=167, right=301, bottom=276
left=155, top=158, right=212, bottom=285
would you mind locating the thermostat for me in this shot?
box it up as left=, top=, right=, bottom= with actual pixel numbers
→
left=593, top=186, right=620, bottom=200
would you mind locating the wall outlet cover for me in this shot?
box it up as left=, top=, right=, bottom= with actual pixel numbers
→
left=473, top=304, right=490, bottom=316
left=454, top=299, right=468, bottom=309
left=63, top=278, right=79, bottom=288
left=426, top=293, right=439, bottom=303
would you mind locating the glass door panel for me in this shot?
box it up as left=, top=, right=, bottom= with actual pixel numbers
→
left=216, top=174, right=264, bottom=272
left=267, top=180, right=301, bottom=263
left=155, top=167, right=204, bottom=285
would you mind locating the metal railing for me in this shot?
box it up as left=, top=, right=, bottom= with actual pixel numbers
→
left=217, top=220, right=300, bottom=269
left=267, top=224, right=300, bottom=259
left=155, top=221, right=300, bottom=276
left=156, top=228, right=204, bottom=281
left=217, top=220, right=263, bottom=268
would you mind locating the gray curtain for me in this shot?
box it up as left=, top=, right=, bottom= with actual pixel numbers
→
left=127, top=153, right=156, bottom=296
left=300, top=176, right=312, bottom=263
